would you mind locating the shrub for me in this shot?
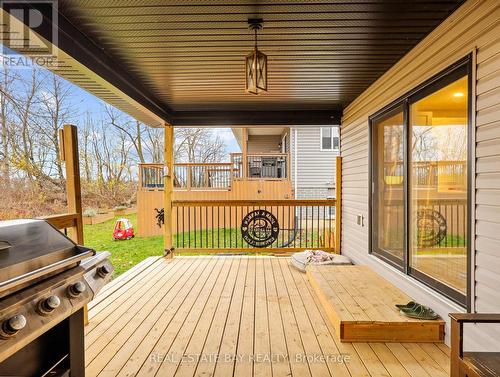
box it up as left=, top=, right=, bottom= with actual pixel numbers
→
left=83, top=208, right=98, bottom=217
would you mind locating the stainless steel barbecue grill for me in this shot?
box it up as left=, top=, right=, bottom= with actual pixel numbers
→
left=0, top=219, right=113, bottom=376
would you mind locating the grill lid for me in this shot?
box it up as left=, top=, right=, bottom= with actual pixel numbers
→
left=0, top=219, right=95, bottom=297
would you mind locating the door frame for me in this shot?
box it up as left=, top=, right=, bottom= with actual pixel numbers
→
left=368, top=55, right=473, bottom=309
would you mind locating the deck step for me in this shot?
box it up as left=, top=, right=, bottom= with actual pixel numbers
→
left=306, top=264, right=445, bottom=343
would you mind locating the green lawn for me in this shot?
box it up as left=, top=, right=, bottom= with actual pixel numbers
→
left=82, top=214, right=256, bottom=276
left=83, top=213, right=163, bottom=276
left=83, top=214, right=323, bottom=276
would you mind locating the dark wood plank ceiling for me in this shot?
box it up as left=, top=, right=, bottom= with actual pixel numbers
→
left=57, top=0, right=465, bottom=117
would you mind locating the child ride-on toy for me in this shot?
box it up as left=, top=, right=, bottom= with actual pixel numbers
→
left=113, top=218, right=135, bottom=240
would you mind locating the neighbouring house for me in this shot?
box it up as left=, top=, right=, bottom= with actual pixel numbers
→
left=232, top=126, right=340, bottom=200
left=137, top=126, right=340, bottom=236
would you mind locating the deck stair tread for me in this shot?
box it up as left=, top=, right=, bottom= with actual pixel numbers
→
left=306, top=264, right=445, bottom=343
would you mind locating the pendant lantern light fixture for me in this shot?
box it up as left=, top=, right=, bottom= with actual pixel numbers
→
left=245, top=18, right=267, bottom=95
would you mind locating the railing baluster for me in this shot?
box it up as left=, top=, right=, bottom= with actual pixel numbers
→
left=229, top=205, right=232, bottom=248
left=187, top=206, right=191, bottom=249
left=305, top=206, right=309, bottom=248
left=182, top=207, right=186, bottom=248
left=323, top=206, right=326, bottom=249
left=171, top=199, right=336, bottom=254
left=281, top=205, right=285, bottom=247
left=175, top=206, right=179, bottom=248
left=293, top=205, right=296, bottom=248
left=205, top=205, right=208, bottom=248
left=193, top=207, right=198, bottom=248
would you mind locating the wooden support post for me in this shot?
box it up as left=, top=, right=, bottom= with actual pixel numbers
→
left=242, top=128, right=248, bottom=178
left=164, top=124, right=174, bottom=258
left=59, top=124, right=86, bottom=324
left=335, top=156, right=342, bottom=254
left=138, top=164, right=143, bottom=192
left=450, top=317, right=463, bottom=377
left=59, top=124, right=84, bottom=245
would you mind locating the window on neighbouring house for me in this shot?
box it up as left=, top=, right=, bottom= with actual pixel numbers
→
left=320, top=127, right=339, bottom=151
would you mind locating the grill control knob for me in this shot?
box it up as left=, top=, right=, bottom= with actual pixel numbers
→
left=37, top=295, right=61, bottom=315
left=68, top=281, right=86, bottom=298
left=1, top=314, right=27, bottom=337
left=97, top=264, right=111, bottom=278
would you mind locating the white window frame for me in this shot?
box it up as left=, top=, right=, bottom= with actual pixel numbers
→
left=320, top=126, right=340, bottom=151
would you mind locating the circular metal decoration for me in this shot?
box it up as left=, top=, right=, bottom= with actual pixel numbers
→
left=241, top=209, right=279, bottom=248
left=416, top=209, right=447, bottom=247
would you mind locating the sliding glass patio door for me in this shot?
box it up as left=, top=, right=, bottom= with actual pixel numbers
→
left=371, top=106, right=405, bottom=266
left=370, top=58, right=471, bottom=307
left=408, top=75, right=469, bottom=300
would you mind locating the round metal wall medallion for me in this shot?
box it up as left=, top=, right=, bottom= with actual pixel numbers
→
left=241, top=209, right=279, bottom=248
left=416, top=209, right=447, bottom=247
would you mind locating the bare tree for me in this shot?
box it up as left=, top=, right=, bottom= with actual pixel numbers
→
left=0, top=65, right=231, bottom=214
left=105, top=105, right=146, bottom=163
left=143, top=126, right=163, bottom=163
left=8, top=68, right=49, bottom=185
left=36, top=74, right=77, bottom=184
left=175, top=128, right=226, bottom=163
left=0, top=69, right=16, bottom=186
left=79, top=112, right=94, bottom=182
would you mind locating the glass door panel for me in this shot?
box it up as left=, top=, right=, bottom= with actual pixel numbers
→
left=409, top=76, right=468, bottom=296
left=371, top=106, right=405, bottom=266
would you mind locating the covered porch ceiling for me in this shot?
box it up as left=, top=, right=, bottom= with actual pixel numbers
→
left=4, top=0, right=465, bottom=127
left=231, top=127, right=287, bottom=149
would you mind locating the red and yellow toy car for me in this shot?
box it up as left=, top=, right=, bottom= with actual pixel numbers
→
left=113, top=218, right=135, bottom=240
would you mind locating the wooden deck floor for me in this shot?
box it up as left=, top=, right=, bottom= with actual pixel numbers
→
left=85, top=256, right=451, bottom=377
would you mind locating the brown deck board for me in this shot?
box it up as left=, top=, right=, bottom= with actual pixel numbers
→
left=86, top=256, right=450, bottom=377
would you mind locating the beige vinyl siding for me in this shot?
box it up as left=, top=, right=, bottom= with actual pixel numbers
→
left=475, top=32, right=500, bottom=332
left=246, top=135, right=281, bottom=153
left=340, top=0, right=500, bottom=348
left=291, top=127, right=338, bottom=197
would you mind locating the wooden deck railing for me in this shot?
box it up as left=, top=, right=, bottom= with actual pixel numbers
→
left=244, top=153, right=289, bottom=179
left=382, top=198, right=467, bottom=249
left=139, top=154, right=290, bottom=191
left=41, top=213, right=82, bottom=239
left=139, top=163, right=164, bottom=190
left=172, top=199, right=338, bottom=254
left=173, top=163, right=233, bottom=189
left=384, top=160, right=466, bottom=188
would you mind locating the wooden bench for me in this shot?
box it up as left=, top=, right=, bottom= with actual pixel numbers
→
left=306, top=264, right=445, bottom=342
left=450, top=313, right=500, bottom=377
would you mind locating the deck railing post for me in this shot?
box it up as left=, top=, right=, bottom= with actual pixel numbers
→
left=242, top=128, right=248, bottom=178
left=187, top=165, right=192, bottom=191
left=138, top=164, right=143, bottom=191
left=59, top=124, right=84, bottom=245
left=335, top=156, right=342, bottom=254
left=59, top=124, right=86, bottom=324
left=164, top=124, right=174, bottom=258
